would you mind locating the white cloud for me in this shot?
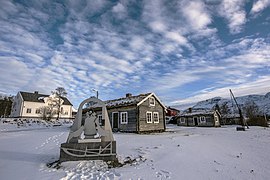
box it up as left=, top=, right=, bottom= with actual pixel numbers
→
left=112, top=2, right=125, bottom=13
left=219, top=0, right=246, bottom=34
left=129, top=36, right=146, bottom=50
left=149, top=21, right=167, bottom=33
left=165, top=31, right=188, bottom=45
left=181, top=1, right=212, bottom=30
left=251, top=0, right=270, bottom=14
left=0, top=58, right=32, bottom=92
left=0, top=0, right=269, bottom=109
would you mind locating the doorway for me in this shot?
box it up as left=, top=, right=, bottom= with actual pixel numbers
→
left=112, top=112, right=119, bottom=129
left=193, top=117, right=198, bottom=126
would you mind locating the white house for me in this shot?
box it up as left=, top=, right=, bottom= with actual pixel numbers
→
left=10, top=91, right=73, bottom=119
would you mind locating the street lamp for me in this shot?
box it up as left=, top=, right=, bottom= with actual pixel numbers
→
left=91, top=88, right=99, bottom=99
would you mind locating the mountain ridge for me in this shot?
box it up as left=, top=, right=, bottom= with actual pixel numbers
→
left=173, top=92, right=270, bottom=116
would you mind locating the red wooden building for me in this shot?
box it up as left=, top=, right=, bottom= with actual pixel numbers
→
left=166, top=107, right=180, bottom=117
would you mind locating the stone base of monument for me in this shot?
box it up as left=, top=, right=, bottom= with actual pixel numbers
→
left=60, top=141, right=117, bottom=162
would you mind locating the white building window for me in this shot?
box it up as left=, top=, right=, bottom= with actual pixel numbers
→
left=200, top=116, right=206, bottom=123
left=64, top=111, right=68, bottom=115
left=149, top=97, right=155, bottom=106
left=120, top=112, right=128, bottom=124
left=35, top=109, right=40, bottom=114
left=26, top=108, right=31, bottom=113
left=153, top=112, right=159, bottom=123
left=146, top=111, right=152, bottom=123
left=180, top=117, right=185, bottom=123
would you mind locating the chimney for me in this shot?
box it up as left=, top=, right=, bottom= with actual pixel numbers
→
left=34, top=91, right=39, bottom=94
left=188, top=108, right=192, bottom=113
left=126, top=93, right=132, bottom=98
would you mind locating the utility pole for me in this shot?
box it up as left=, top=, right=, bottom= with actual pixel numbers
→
left=92, top=89, right=98, bottom=99
left=229, top=89, right=248, bottom=131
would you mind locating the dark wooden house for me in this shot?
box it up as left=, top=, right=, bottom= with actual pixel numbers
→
left=92, top=93, right=166, bottom=133
left=177, top=109, right=221, bottom=127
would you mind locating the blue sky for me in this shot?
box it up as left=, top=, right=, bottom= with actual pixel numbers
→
left=0, top=0, right=270, bottom=109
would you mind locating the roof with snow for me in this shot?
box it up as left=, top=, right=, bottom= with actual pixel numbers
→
left=104, top=92, right=166, bottom=109
left=180, top=110, right=218, bottom=117
left=19, top=91, right=72, bottom=106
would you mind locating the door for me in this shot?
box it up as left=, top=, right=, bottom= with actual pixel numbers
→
left=112, top=112, right=119, bottom=129
left=193, top=117, right=198, bottom=126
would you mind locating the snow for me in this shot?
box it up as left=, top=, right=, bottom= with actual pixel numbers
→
left=1, top=120, right=270, bottom=180
left=180, top=109, right=216, bottom=116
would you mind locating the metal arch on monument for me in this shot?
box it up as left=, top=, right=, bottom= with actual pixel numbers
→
left=60, top=96, right=117, bottom=162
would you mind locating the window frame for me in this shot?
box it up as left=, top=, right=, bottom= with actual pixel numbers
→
left=98, top=115, right=103, bottom=125
left=153, top=112, right=159, bottom=123
left=35, top=109, right=40, bottom=114
left=200, top=116, right=206, bottom=123
left=120, top=112, right=128, bottom=124
left=26, top=108, right=31, bottom=114
left=146, top=111, right=152, bottom=123
left=214, top=113, right=219, bottom=122
left=149, top=97, right=155, bottom=106
left=180, top=117, right=185, bottom=123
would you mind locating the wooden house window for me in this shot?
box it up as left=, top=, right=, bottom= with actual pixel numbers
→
left=146, top=112, right=152, bottom=123
left=149, top=97, right=155, bottom=106
left=214, top=114, right=219, bottom=122
left=120, top=112, right=128, bottom=124
left=26, top=108, right=31, bottom=113
left=153, top=112, right=159, bottom=123
left=98, top=115, right=103, bottom=126
left=180, top=117, right=185, bottom=123
left=200, top=116, right=206, bottom=123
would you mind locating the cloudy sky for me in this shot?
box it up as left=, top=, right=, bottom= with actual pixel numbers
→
left=0, top=0, right=270, bottom=108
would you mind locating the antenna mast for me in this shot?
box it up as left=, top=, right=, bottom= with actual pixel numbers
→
left=229, top=89, right=246, bottom=130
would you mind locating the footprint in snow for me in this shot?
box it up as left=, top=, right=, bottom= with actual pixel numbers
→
left=156, top=169, right=171, bottom=179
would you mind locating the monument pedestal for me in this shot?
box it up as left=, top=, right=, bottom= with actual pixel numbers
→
left=60, top=141, right=117, bottom=162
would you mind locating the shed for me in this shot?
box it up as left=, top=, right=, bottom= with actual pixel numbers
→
left=177, top=109, right=221, bottom=127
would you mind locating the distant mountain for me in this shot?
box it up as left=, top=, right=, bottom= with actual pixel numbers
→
left=189, top=92, right=270, bottom=116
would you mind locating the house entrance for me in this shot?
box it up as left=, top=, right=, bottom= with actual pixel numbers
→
left=193, top=117, right=198, bottom=126
left=112, top=112, right=119, bottom=129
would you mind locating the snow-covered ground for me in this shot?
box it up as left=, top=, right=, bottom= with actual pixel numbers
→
left=0, top=120, right=270, bottom=180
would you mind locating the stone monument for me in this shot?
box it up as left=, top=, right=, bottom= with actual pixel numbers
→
left=59, top=97, right=117, bottom=162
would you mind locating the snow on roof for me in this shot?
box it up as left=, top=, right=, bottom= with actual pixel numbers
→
left=105, top=93, right=152, bottom=108
left=19, top=91, right=73, bottom=106
left=180, top=109, right=216, bottom=116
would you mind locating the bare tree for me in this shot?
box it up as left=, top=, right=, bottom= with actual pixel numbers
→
left=0, top=96, right=13, bottom=117
left=220, top=102, right=230, bottom=115
left=52, top=87, right=67, bottom=120
left=38, top=106, right=54, bottom=121
left=243, top=101, right=267, bottom=127
left=217, top=102, right=229, bottom=125
left=243, top=101, right=260, bottom=119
